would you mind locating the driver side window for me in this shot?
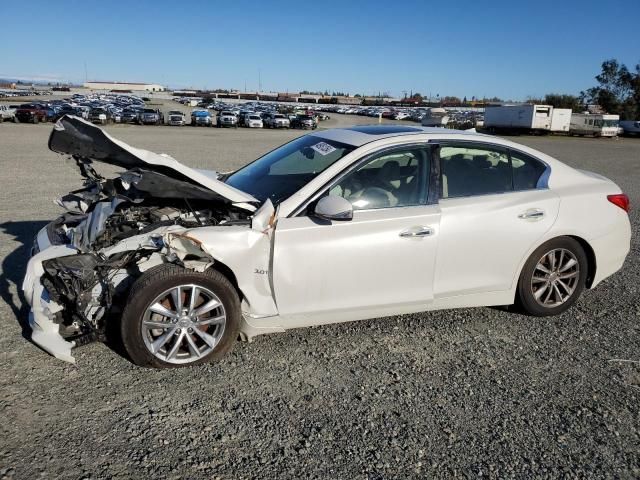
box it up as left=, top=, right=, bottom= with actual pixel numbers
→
left=327, top=147, right=429, bottom=210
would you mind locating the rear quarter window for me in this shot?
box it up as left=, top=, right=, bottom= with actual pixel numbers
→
left=510, top=150, right=547, bottom=190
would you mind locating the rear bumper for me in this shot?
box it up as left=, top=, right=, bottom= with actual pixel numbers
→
left=590, top=215, right=632, bottom=287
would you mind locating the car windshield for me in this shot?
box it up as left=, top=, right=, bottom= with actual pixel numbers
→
left=225, top=135, right=355, bottom=204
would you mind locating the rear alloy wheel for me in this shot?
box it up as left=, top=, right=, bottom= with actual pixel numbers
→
left=121, top=265, right=240, bottom=368
left=517, top=237, right=587, bottom=316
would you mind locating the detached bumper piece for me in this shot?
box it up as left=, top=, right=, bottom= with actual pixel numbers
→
left=23, top=246, right=78, bottom=363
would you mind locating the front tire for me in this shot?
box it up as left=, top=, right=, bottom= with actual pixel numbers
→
left=516, top=237, right=587, bottom=316
left=121, top=264, right=241, bottom=368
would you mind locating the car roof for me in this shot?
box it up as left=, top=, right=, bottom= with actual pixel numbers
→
left=311, top=125, right=484, bottom=147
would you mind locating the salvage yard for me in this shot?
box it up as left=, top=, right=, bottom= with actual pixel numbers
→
left=1, top=114, right=639, bottom=478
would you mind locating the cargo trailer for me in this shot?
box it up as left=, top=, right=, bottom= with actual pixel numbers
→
left=483, top=104, right=557, bottom=134
left=550, top=108, right=571, bottom=132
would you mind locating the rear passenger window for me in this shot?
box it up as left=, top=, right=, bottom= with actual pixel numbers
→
left=510, top=150, right=547, bottom=190
left=440, top=145, right=511, bottom=198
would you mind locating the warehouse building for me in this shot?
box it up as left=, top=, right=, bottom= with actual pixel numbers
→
left=83, top=81, right=166, bottom=92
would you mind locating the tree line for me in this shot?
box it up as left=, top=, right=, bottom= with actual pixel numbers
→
left=528, top=59, right=640, bottom=120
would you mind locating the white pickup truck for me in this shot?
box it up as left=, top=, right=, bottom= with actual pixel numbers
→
left=0, top=105, right=17, bottom=122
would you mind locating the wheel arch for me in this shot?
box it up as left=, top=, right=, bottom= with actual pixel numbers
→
left=567, top=235, right=596, bottom=288
left=208, top=260, right=244, bottom=300
left=514, top=233, right=597, bottom=293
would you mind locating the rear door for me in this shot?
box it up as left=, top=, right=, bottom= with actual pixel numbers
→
left=434, top=142, right=560, bottom=298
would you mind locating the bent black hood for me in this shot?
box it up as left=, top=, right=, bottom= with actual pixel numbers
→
left=49, top=115, right=258, bottom=210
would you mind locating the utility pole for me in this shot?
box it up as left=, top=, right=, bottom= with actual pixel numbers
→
left=258, top=69, right=262, bottom=93
left=84, top=61, right=88, bottom=82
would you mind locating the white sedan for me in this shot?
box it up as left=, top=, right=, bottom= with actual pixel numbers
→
left=24, top=117, right=631, bottom=367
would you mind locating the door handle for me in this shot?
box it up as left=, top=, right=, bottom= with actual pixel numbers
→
left=518, top=209, right=545, bottom=220
left=399, top=226, right=434, bottom=238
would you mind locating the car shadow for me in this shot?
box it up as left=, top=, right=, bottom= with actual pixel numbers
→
left=0, top=220, right=48, bottom=338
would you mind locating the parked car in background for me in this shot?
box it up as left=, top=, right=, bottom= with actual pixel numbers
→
left=15, top=104, right=48, bottom=123
left=54, top=105, right=79, bottom=120
left=122, top=109, right=140, bottom=124
left=244, top=114, right=263, bottom=128
left=138, top=108, right=164, bottom=125
left=264, top=113, right=290, bottom=129
left=167, top=111, right=186, bottom=126
left=217, top=111, right=238, bottom=128
left=89, top=108, right=109, bottom=125
left=238, top=111, right=252, bottom=126
left=25, top=120, right=631, bottom=366
left=75, top=106, right=90, bottom=120
left=0, top=105, right=17, bottom=122
left=42, top=105, right=59, bottom=122
left=619, top=120, right=640, bottom=136
left=191, top=110, right=213, bottom=127
left=291, top=114, right=317, bottom=129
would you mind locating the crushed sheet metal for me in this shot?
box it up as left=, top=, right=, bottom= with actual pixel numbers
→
left=166, top=233, right=215, bottom=272
left=251, top=199, right=275, bottom=233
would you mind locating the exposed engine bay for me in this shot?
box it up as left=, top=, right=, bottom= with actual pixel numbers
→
left=23, top=115, right=276, bottom=363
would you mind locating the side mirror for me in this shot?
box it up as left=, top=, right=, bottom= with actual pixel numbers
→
left=314, top=195, right=353, bottom=221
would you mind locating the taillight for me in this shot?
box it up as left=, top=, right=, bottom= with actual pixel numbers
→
left=607, top=193, right=630, bottom=212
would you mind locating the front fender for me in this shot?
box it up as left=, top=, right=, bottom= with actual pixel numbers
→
left=183, top=226, right=278, bottom=318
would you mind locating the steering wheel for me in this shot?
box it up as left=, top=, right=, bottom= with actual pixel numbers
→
left=358, top=186, right=392, bottom=208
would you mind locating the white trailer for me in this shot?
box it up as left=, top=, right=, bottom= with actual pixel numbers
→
left=550, top=108, right=571, bottom=132
left=484, top=104, right=555, bottom=133
left=569, top=113, right=619, bottom=137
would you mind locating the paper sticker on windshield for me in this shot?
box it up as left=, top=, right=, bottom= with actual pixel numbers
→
left=311, top=142, right=337, bottom=156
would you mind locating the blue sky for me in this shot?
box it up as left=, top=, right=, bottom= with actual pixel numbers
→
left=2, top=0, right=638, bottom=100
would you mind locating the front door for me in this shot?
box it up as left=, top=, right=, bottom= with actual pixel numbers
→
left=272, top=145, right=441, bottom=326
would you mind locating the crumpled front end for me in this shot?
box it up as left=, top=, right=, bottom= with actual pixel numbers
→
left=21, top=117, right=273, bottom=363
left=23, top=218, right=225, bottom=363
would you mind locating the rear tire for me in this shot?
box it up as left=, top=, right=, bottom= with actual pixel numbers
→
left=121, top=264, right=241, bottom=368
left=516, top=237, right=588, bottom=316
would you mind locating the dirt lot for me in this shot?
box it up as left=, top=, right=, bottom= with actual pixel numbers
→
left=0, top=114, right=639, bottom=479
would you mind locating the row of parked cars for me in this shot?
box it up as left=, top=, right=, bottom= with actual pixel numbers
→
left=324, top=104, right=484, bottom=126
left=0, top=93, right=150, bottom=124
left=167, top=109, right=321, bottom=129
left=163, top=99, right=329, bottom=129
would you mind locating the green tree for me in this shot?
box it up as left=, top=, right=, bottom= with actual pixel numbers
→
left=543, top=94, right=582, bottom=111
left=580, top=59, right=640, bottom=119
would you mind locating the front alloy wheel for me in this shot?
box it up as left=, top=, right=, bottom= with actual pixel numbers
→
left=121, top=265, right=240, bottom=368
left=141, top=285, right=226, bottom=365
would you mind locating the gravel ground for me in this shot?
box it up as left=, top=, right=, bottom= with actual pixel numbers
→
left=0, top=113, right=639, bottom=479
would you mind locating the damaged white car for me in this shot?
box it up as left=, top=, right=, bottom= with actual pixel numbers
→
left=24, top=118, right=631, bottom=367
